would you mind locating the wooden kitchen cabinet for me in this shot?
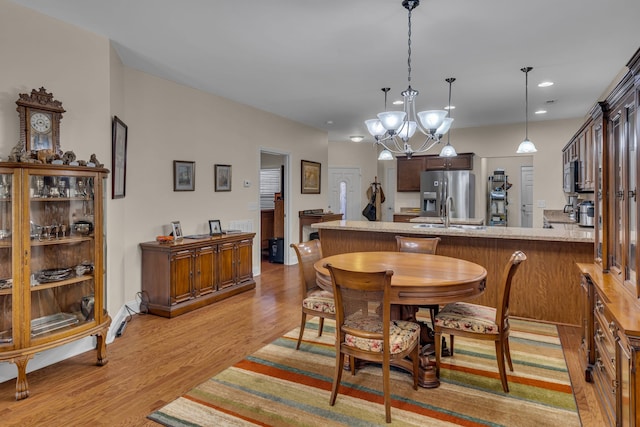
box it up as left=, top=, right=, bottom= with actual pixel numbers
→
left=140, top=233, right=255, bottom=318
left=396, top=153, right=474, bottom=192
left=393, top=214, right=419, bottom=222
left=396, top=156, right=425, bottom=192
left=424, top=152, right=473, bottom=171
left=0, top=163, right=110, bottom=400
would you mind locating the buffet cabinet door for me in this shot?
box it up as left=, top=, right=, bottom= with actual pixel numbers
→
left=0, top=168, right=15, bottom=348
left=25, top=169, right=104, bottom=346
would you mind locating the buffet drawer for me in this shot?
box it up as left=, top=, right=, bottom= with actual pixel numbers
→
left=593, top=346, right=617, bottom=427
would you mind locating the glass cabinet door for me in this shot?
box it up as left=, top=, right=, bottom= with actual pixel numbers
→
left=0, top=171, right=13, bottom=345
left=28, top=172, right=96, bottom=341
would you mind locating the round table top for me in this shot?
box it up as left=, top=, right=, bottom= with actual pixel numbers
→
left=314, top=251, right=487, bottom=305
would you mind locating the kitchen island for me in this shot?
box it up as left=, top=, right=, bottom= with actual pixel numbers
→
left=312, top=220, right=594, bottom=325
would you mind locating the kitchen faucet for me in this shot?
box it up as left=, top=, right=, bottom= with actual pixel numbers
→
left=443, top=196, right=454, bottom=228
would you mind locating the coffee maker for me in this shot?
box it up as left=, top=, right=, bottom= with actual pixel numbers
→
left=563, top=195, right=579, bottom=222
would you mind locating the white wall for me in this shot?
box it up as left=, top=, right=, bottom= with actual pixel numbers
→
left=0, top=0, right=331, bottom=378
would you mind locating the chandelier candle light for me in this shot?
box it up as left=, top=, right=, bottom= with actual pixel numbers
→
left=365, top=0, right=452, bottom=160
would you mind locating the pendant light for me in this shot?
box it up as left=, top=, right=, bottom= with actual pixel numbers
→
left=516, top=66, right=537, bottom=154
left=439, top=77, right=458, bottom=157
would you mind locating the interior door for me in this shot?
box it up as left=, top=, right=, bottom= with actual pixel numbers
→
left=328, top=167, right=360, bottom=220
left=520, top=166, right=534, bottom=227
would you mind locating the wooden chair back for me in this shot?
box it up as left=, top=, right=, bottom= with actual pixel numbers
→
left=325, top=264, right=394, bottom=341
left=395, top=236, right=441, bottom=255
left=495, top=250, right=527, bottom=329
left=290, top=240, right=323, bottom=294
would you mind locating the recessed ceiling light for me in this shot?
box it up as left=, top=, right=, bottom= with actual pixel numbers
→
left=444, top=105, right=456, bottom=110
left=326, top=120, right=334, bottom=125
left=534, top=109, right=547, bottom=115
left=349, top=136, right=364, bottom=142
left=392, top=100, right=403, bottom=105
left=538, top=81, right=554, bottom=87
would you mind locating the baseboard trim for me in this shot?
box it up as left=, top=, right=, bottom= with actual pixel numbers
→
left=0, top=300, right=139, bottom=383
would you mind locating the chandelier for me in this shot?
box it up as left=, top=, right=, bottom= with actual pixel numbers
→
left=365, top=0, right=452, bottom=160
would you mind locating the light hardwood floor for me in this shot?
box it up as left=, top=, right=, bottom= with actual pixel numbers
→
left=0, top=260, right=606, bottom=426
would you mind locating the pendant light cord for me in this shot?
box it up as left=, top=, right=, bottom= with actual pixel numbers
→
left=407, top=6, right=413, bottom=87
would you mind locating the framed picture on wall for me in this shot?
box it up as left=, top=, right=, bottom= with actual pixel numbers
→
left=174, top=160, right=195, bottom=191
left=301, top=160, right=321, bottom=194
left=111, top=116, right=128, bottom=199
left=215, top=164, right=232, bottom=191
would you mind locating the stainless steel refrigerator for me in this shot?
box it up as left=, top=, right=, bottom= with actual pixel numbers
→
left=420, top=170, right=475, bottom=218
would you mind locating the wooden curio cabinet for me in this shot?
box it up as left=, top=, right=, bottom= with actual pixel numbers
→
left=140, top=233, right=255, bottom=318
left=0, top=163, right=110, bottom=400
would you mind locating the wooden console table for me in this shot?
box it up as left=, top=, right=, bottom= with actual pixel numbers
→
left=298, top=210, right=342, bottom=242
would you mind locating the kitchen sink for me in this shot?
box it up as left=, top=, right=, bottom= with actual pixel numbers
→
left=412, top=223, right=486, bottom=230
left=412, top=223, right=446, bottom=228
left=450, top=224, right=486, bottom=230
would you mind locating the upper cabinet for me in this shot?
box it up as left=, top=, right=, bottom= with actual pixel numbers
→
left=563, top=122, right=596, bottom=192
left=396, top=153, right=474, bottom=192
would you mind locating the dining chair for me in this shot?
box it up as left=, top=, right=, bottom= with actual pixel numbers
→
left=434, top=250, right=527, bottom=392
left=395, top=236, right=441, bottom=328
left=325, top=263, right=420, bottom=423
left=290, top=241, right=335, bottom=350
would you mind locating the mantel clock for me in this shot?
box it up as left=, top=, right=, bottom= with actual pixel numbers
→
left=16, top=87, right=65, bottom=155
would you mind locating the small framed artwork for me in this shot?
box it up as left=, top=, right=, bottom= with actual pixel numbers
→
left=215, top=164, right=232, bottom=192
left=174, top=160, right=195, bottom=191
left=171, top=221, right=183, bottom=241
left=111, top=116, right=128, bottom=199
left=209, top=219, right=222, bottom=236
left=301, top=160, right=321, bottom=194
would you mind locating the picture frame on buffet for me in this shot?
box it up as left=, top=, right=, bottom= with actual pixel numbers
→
left=171, top=221, right=183, bottom=241
left=209, top=219, right=222, bottom=236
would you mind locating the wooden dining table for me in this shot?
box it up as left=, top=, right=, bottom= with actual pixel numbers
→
left=314, top=251, right=488, bottom=388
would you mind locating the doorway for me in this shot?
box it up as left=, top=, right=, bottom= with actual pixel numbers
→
left=520, top=165, right=534, bottom=227
left=328, top=167, right=361, bottom=220
left=260, top=150, right=290, bottom=266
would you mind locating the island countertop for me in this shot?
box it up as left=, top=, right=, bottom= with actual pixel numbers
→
left=311, top=220, right=594, bottom=243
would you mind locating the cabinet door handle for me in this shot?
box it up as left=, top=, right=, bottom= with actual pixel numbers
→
left=629, top=189, right=637, bottom=202
left=617, top=190, right=625, bottom=200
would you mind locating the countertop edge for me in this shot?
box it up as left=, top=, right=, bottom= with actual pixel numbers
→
left=312, top=220, right=594, bottom=243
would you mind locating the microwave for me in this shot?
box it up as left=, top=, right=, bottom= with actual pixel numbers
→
left=563, top=161, right=578, bottom=193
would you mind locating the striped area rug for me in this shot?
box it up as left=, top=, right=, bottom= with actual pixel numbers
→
left=148, top=314, right=579, bottom=426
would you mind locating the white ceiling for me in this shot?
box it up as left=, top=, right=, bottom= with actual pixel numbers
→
left=10, top=0, right=640, bottom=144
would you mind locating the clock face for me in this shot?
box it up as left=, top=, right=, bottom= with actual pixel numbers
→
left=30, top=112, right=52, bottom=133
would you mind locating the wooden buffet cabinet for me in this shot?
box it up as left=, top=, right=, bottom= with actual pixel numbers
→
left=573, top=47, right=640, bottom=426
left=140, top=233, right=255, bottom=318
left=0, top=163, right=110, bottom=400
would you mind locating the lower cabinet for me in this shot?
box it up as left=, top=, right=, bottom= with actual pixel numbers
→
left=579, top=264, right=640, bottom=426
left=141, top=233, right=255, bottom=318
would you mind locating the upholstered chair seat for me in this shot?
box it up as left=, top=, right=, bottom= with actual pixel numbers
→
left=434, top=302, right=502, bottom=334
left=302, top=289, right=335, bottom=314
left=344, top=315, right=420, bottom=354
